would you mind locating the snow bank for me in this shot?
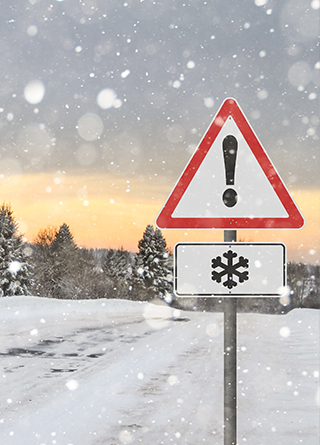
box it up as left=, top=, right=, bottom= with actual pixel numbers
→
left=0, top=295, right=147, bottom=321
left=0, top=296, right=318, bottom=444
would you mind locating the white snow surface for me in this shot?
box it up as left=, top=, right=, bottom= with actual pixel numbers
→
left=0, top=296, right=319, bottom=445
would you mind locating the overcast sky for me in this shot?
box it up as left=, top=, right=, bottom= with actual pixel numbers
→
left=1, top=0, right=318, bottom=184
left=0, top=0, right=319, bottom=259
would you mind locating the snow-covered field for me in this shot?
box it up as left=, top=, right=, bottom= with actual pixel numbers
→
left=0, top=296, right=319, bottom=445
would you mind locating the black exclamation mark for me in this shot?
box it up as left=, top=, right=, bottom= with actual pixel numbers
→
left=222, top=135, right=238, bottom=207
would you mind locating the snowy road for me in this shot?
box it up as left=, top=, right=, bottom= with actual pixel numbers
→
left=0, top=297, right=319, bottom=444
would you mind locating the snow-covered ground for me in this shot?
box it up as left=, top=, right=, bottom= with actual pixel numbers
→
left=0, top=296, right=319, bottom=445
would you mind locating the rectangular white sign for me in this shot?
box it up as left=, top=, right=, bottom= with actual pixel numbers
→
left=174, top=243, right=286, bottom=297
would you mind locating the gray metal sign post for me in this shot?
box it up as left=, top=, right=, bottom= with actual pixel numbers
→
left=223, top=229, right=237, bottom=445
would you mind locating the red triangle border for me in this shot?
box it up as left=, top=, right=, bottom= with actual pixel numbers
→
left=156, top=98, right=304, bottom=230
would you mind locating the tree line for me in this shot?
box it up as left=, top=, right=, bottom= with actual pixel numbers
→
left=0, top=203, right=319, bottom=311
left=0, top=203, right=173, bottom=302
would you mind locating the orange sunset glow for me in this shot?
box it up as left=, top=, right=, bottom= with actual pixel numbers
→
left=2, top=172, right=318, bottom=264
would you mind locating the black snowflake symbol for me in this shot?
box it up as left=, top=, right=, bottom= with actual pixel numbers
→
left=211, top=250, right=249, bottom=290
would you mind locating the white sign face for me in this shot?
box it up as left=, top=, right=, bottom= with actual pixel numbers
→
left=172, top=117, right=288, bottom=219
left=175, top=243, right=286, bottom=297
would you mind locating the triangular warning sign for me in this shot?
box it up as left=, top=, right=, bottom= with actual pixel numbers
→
left=156, top=98, right=304, bottom=230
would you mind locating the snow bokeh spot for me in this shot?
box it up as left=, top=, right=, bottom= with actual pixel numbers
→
left=311, top=0, right=320, bottom=9
left=308, top=93, right=317, bottom=101
left=206, top=323, right=220, bottom=338
left=187, top=60, right=195, bottom=69
left=279, top=295, right=291, bottom=306
left=24, top=80, right=45, bottom=104
left=97, top=88, right=119, bottom=109
left=167, top=375, right=178, bottom=386
left=288, top=61, right=313, bottom=87
left=204, top=97, right=215, bottom=108
left=143, top=304, right=173, bottom=330
left=257, top=89, right=268, bottom=100
left=27, top=25, right=38, bottom=37
left=250, top=110, right=261, bottom=120
left=8, top=261, right=22, bottom=274
left=255, top=0, right=268, bottom=6
left=278, top=285, right=292, bottom=307
left=288, top=61, right=312, bottom=88
left=119, top=430, right=132, bottom=444
left=279, top=326, right=291, bottom=338
left=77, top=113, right=103, bottom=141
left=66, top=379, right=79, bottom=391
left=121, top=69, right=130, bottom=79
left=23, top=246, right=33, bottom=257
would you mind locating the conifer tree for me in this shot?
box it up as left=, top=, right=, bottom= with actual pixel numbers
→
left=50, top=223, right=80, bottom=299
left=32, top=226, right=58, bottom=298
left=153, top=228, right=173, bottom=299
left=131, top=225, right=173, bottom=301
left=76, top=247, right=105, bottom=299
left=0, top=203, right=33, bottom=296
left=33, top=223, right=81, bottom=299
left=103, top=248, right=133, bottom=298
